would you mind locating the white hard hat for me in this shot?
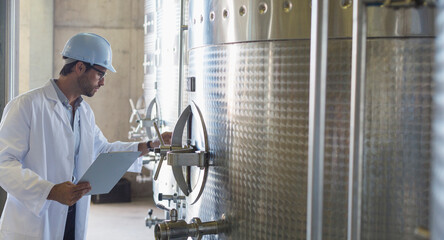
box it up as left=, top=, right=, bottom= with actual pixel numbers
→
left=61, top=33, right=116, bottom=72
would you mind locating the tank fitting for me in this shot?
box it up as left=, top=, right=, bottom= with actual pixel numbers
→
left=145, top=209, right=165, bottom=229
left=158, top=193, right=186, bottom=203
left=154, top=209, right=227, bottom=240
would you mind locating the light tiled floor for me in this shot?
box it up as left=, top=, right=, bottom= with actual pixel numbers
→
left=87, top=197, right=165, bottom=240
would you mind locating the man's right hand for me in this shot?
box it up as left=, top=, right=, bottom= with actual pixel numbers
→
left=153, top=132, right=172, bottom=147
left=47, top=181, right=91, bottom=206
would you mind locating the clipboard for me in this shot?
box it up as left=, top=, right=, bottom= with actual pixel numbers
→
left=76, top=151, right=141, bottom=195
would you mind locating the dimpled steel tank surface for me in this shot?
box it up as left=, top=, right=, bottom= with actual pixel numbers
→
left=146, top=0, right=436, bottom=239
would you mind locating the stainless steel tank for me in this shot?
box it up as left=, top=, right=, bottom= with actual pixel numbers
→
left=143, top=0, right=156, bottom=108
left=155, top=0, right=182, bottom=128
left=143, top=0, right=184, bottom=128
left=360, top=38, right=433, bottom=240
left=148, top=0, right=435, bottom=239
left=143, top=0, right=185, bottom=211
left=358, top=6, right=434, bottom=240
left=185, top=2, right=352, bottom=239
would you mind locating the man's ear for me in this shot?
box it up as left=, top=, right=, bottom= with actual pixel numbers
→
left=74, top=61, right=86, bottom=74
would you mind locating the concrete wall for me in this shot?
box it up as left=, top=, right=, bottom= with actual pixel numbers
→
left=19, top=0, right=53, bottom=94
left=53, top=0, right=151, bottom=197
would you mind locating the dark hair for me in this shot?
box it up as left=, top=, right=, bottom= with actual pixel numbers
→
left=59, top=57, right=93, bottom=76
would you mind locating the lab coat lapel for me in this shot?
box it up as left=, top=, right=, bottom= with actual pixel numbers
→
left=42, top=81, right=72, bottom=129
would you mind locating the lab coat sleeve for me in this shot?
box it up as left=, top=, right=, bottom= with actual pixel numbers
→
left=0, top=97, right=55, bottom=217
left=93, top=124, right=142, bottom=172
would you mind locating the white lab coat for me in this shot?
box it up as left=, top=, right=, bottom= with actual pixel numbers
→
left=0, top=81, right=141, bottom=239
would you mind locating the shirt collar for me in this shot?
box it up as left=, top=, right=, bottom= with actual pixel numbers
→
left=50, top=79, right=83, bottom=108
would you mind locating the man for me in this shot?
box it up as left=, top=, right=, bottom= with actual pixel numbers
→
left=0, top=33, right=171, bottom=239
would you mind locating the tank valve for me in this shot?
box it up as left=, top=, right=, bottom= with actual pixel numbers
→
left=145, top=209, right=165, bottom=229
left=154, top=209, right=227, bottom=240
left=158, top=193, right=186, bottom=203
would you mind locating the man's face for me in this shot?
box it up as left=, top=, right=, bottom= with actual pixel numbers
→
left=78, top=64, right=107, bottom=97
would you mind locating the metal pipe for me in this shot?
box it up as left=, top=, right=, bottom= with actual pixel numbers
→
left=154, top=212, right=227, bottom=240
left=307, top=0, right=329, bottom=239
left=347, top=1, right=368, bottom=240
left=5, top=0, right=19, bottom=102
left=177, top=0, right=187, bottom=116
left=155, top=220, right=189, bottom=240
left=188, top=217, right=226, bottom=236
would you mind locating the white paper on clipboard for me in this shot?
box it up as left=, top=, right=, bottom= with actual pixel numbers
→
left=76, top=151, right=141, bottom=195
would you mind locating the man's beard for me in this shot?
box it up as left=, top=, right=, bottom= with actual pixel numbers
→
left=78, top=74, right=97, bottom=97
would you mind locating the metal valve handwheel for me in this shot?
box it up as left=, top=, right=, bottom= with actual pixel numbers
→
left=129, top=96, right=161, bottom=140
left=144, top=97, right=161, bottom=139
left=153, top=101, right=209, bottom=205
